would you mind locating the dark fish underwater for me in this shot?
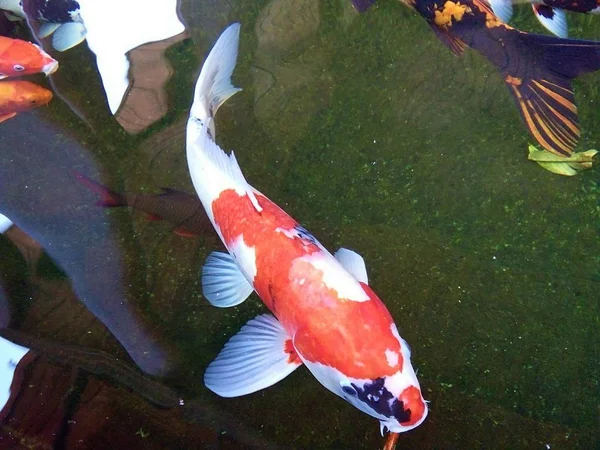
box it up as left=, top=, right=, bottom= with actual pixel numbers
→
left=354, top=0, right=600, bottom=157
left=75, top=172, right=213, bottom=238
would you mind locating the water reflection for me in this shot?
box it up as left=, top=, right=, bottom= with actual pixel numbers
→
left=0, top=0, right=598, bottom=448
left=0, top=114, right=173, bottom=376
left=0, top=331, right=281, bottom=449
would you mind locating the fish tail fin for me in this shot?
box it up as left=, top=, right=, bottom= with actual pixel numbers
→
left=189, top=23, right=242, bottom=133
left=74, top=171, right=126, bottom=207
left=500, top=33, right=600, bottom=156
left=187, top=23, right=262, bottom=213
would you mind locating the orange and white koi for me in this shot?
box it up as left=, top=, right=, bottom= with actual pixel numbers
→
left=0, top=80, right=53, bottom=122
left=0, top=36, right=58, bottom=79
left=185, top=23, right=428, bottom=435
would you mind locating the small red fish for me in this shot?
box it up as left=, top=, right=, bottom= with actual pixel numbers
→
left=0, top=80, right=53, bottom=122
left=0, top=36, right=58, bottom=79
left=74, top=172, right=213, bottom=237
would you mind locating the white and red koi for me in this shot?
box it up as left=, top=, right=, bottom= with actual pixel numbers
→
left=185, top=23, right=427, bottom=435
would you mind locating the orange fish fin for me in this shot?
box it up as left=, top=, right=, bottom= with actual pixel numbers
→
left=173, top=226, right=198, bottom=237
left=504, top=76, right=579, bottom=157
left=430, top=25, right=466, bottom=56
left=0, top=112, right=17, bottom=123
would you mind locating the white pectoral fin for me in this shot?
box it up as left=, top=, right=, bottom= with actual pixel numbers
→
left=334, top=247, right=369, bottom=284
left=533, top=4, right=568, bottom=38
left=488, top=0, right=513, bottom=23
left=51, top=22, right=87, bottom=52
left=202, top=251, right=254, bottom=307
left=204, top=314, right=303, bottom=397
left=38, top=22, right=61, bottom=38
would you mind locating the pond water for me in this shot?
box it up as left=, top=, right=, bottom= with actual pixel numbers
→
left=0, top=0, right=599, bottom=448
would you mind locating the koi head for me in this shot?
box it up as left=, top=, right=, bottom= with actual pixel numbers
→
left=0, top=37, right=59, bottom=78
left=301, top=324, right=428, bottom=434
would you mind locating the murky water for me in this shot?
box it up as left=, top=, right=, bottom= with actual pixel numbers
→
left=0, top=0, right=599, bottom=448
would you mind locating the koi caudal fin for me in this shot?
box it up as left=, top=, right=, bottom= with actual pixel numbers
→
left=186, top=23, right=262, bottom=217
left=188, top=22, right=242, bottom=138
left=501, top=33, right=600, bottom=156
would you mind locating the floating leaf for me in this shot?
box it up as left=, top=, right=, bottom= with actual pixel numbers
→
left=527, top=144, right=597, bottom=176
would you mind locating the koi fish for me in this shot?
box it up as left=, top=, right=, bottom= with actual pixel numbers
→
left=186, top=23, right=428, bottom=435
left=0, top=0, right=86, bottom=52
left=74, top=172, right=213, bottom=238
left=356, top=0, right=600, bottom=157
left=489, top=0, right=600, bottom=38
left=0, top=36, right=58, bottom=78
left=0, top=80, right=52, bottom=122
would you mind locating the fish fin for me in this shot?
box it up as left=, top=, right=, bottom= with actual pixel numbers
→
left=488, top=0, right=513, bottom=23
left=0, top=112, right=17, bottom=123
left=38, top=22, right=61, bottom=38
left=73, top=171, right=126, bottom=207
left=532, top=4, right=567, bottom=38
left=204, top=314, right=303, bottom=397
left=145, top=214, right=161, bottom=221
left=201, top=251, right=254, bottom=307
left=194, top=122, right=263, bottom=213
left=334, top=248, right=369, bottom=284
left=0, top=213, right=13, bottom=234
left=190, top=23, right=242, bottom=127
left=173, top=226, right=198, bottom=237
left=498, top=33, right=600, bottom=156
left=430, top=25, right=466, bottom=56
left=505, top=75, right=579, bottom=157
left=4, top=12, right=23, bottom=22
left=52, top=22, right=87, bottom=52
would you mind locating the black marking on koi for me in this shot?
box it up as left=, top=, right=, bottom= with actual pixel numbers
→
left=352, top=377, right=411, bottom=423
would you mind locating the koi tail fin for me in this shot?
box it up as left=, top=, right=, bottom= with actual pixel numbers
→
left=501, top=33, right=600, bottom=156
left=189, top=22, right=242, bottom=138
left=74, top=171, right=126, bottom=207
left=186, top=23, right=262, bottom=214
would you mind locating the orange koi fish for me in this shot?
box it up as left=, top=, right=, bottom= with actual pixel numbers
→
left=0, top=80, right=52, bottom=122
left=186, top=24, right=428, bottom=437
left=0, top=36, right=58, bottom=78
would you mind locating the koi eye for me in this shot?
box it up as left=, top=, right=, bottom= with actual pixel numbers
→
left=13, top=64, right=25, bottom=72
left=341, top=383, right=357, bottom=397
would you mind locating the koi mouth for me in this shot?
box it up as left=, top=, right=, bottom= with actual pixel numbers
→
left=42, top=60, right=59, bottom=75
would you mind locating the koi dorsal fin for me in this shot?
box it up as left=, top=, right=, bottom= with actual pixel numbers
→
left=195, top=122, right=264, bottom=213
left=334, top=248, right=369, bottom=284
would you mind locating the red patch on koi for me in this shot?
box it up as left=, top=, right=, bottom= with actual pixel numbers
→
left=284, top=339, right=301, bottom=365
left=211, top=189, right=403, bottom=379
left=399, top=385, right=427, bottom=426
